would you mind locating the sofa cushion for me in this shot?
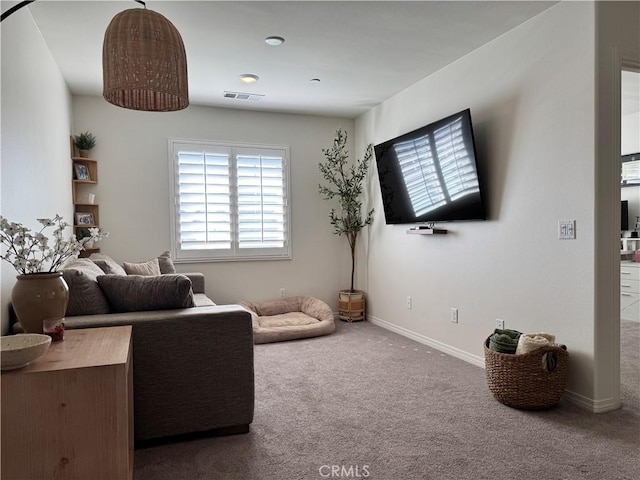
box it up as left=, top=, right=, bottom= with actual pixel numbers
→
left=97, top=274, right=195, bottom=313
left=123, top=258, right=161, bottom=276
left=90, top=253, right=127, bottom=276
left=62, top=258, right=111, bottom=316
left=157, top=250, right=177, bottom=274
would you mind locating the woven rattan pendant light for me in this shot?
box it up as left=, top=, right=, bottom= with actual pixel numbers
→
left=103, top=5, right=188, bottom=112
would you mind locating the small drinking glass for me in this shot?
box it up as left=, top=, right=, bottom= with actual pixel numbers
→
left=43, top=318, right=65, bottom=342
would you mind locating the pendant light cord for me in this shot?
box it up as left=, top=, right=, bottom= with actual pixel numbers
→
left=1, top=1, right=35, bottom=22
left=1, top=0, right=146, bottom=22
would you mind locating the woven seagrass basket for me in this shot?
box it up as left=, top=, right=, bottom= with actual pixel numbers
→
left=484, top=337, right=569, bottom=410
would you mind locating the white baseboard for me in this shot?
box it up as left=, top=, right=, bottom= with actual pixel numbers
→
left=367, top=314, right=485, bottom=368
left=365, top=314, right=618, bottom=413
left=562, top=389, right=620, bottom=413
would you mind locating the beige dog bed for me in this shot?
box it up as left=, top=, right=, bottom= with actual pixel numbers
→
left=238, top=296, right=335, bottom=344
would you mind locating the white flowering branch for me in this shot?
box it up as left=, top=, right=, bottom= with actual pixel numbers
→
left=0, top=214, right=108, bottom=274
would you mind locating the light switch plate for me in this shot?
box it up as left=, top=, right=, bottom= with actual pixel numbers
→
left=558, top=220, right=576, bottom=240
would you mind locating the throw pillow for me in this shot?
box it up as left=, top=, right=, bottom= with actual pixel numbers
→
left=123, top=257, right=161, bottom=276
left=61, top=258, right=111, bottom=316
left=89, top=253, right=127, bottom=276
left=157, top=250, right=177, bottom=274
left=97, top=274, right=195, bottom=313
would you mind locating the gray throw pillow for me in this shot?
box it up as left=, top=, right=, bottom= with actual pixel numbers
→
left=96, top=274, right=195, bottom=313
left=89, top=253, right=127, bottom=276
left=62, top=258, right=111, bottom=316
left=157, top=250, right=177, bottom=274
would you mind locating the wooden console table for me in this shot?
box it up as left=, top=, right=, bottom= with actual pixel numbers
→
left=1, top=326, right=133, bottom=480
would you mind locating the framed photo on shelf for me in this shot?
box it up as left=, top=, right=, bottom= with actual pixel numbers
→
left=75, top=212, right=94, bottom=226
left=74, top=163, right=91, bottom=181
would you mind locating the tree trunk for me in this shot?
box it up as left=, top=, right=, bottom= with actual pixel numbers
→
left=349, top=232, right=357, bottom=292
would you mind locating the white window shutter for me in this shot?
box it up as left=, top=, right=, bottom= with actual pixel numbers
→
left=170, top=139, right=290, bottom=261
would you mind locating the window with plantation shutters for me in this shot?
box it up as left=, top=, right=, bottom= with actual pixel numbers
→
left=393, top=114, right=479, bottom=217
left=169, top=139, right=291, bottom=261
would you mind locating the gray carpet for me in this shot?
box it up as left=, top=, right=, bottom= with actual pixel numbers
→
left=135, top=320, right=640, bottom=480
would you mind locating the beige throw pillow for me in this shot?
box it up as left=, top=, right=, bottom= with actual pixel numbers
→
left=123, top=257, right=161, bottom=276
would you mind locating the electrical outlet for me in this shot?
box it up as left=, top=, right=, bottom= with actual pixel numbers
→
left=406, top=296, right=412, bottom=309
left=279, top=288, right=286, bottom=298
left=451, top=308, right=458, bottom=323
left=496, top=319, right=505, bottom=330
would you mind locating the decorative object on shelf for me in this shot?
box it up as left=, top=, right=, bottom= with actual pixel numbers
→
left=103, top=0, right=189, bottom=112
left=318, top=128, right=374, bottom=322
left=75, top=212, right=95, bottom=226
left=1, top=334, right=51, bottom=371
left=73, top=131, right=97, bottom=158
left=0, top=214, right=108, bottom=333
left=74, top=163, right=91, bottom=180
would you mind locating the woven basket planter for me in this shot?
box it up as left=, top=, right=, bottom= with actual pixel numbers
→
left=338, top=290, right=365, bottom=322
left=483, top=337, right=569, bottom=410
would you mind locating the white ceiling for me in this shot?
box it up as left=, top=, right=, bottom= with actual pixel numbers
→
left=16, top=1, right=561, bottom=117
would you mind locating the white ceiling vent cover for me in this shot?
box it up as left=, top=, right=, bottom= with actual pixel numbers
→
left=223, top=91, right=264, bottom=101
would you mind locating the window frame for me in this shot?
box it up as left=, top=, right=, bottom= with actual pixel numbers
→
left=168, top=138, right=292, bottom=262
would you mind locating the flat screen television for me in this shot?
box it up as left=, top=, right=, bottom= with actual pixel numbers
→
left=374, top=109, right=486, bottom=225
left=622, top=200, right=629, bottom=231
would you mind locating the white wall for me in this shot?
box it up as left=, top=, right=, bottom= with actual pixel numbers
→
left=356, top=2, right=599, bottom=402
left=594, top=1, right=640, bottom=409
left=0, top=8, right=73, bottom=334
left=621, top=72, right=640, bottom=232
left=72, top=97, right=353, bottom=308
left=622, top=112, right=639, bottom=156
left=622, top=72, right=640, bottom=232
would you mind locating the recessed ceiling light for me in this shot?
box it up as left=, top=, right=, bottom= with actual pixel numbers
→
left=265, top=36, right=285, bottom=46
left=239, top=74, right=259, bottom=83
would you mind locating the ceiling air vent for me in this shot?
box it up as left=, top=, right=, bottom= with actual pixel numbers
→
left=223, top=91, right=264, bottom=101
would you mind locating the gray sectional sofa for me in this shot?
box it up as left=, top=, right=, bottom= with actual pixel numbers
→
left=12, top=253, right=255, bottom=445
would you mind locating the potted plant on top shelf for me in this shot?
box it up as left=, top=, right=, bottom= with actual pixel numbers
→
left=73, top=131, right=97, bottom=158
left=318, top=128, right=374, bottom=322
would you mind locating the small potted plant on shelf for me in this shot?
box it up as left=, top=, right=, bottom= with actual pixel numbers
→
left=318, top=128, right=374, bottom=322
left=73, top=131, right=97, bottom=158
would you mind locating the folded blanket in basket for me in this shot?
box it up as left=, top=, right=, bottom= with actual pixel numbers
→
left=488, top=329, right=522, bottom=354
left=515, top=332, right=556, bottom=354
